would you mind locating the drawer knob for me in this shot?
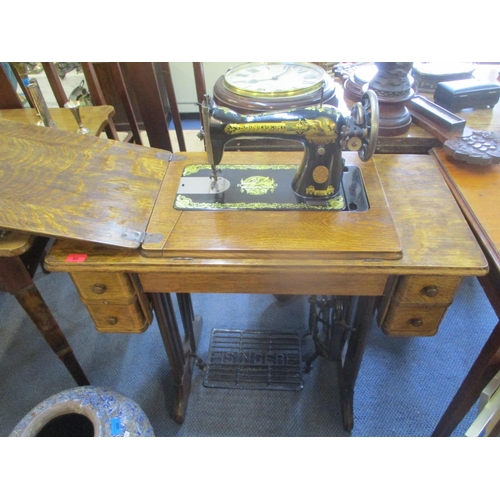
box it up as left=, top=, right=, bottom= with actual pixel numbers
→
left=92, top=284, right=107, bottom=295
left=411, top=318, right=423, bottom=327
left=423, top=285, right=439, bottom=298
left=106, top=316, right=118, bottom=325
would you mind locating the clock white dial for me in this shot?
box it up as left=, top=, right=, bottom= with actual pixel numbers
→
left=224, top=62, right=326, bottom=97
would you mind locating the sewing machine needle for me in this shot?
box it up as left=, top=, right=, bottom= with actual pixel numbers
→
left=210, top=168, right=220, bottom=192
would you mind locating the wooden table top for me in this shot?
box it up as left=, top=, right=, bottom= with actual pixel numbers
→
left=432, top=147, right=500, bottom=272
left=0, top=118, right=170, bottom=252
left=0, top=105, right=115, bottom=138
left=428, top=66, right=500, bottom=272
left=45, top=150, right=487, bottom=279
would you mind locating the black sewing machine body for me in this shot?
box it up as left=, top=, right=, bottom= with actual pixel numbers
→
left=209, top=104, right=346, bottom=199
left=200, top=92, right=379, bottom=202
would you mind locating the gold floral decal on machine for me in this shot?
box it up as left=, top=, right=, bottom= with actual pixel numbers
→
left=182, top=164, right=297, bottom=175
left=174, top=194, right=345, bottom=210
left=306, top=185, right=335, bottom=197
left=224, top=116, right=338, bottom=145
left=175, top=164, right=345, bottom=210
left=237, top=176, right=278, bottom=195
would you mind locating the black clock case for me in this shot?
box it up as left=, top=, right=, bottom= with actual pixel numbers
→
left=434, top=79, right=500, bottom=112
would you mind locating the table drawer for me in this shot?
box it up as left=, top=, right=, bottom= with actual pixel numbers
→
left=69, top=271, right=153, bottom=333
left=83, top=300, right=150, bottom=333
left=71, top=272, right=136, bottom=303
left=382, top=303, right=449, bottom=336
left=394, top=275, right=461, bottom=305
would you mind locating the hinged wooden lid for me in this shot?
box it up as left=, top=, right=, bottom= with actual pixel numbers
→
left=0, top=119, right=170, bottom=249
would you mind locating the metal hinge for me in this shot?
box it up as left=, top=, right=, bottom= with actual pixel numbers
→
left=121, top=230, right=163, bottom=245
left=154, top=152, right=187, bottom=162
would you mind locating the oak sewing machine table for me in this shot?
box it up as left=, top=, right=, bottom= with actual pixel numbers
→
left=0, top=117, right=488, bottom=430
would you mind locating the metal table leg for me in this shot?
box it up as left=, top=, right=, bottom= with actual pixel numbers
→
left=338, top=295, right=377, bottom=432
left=306, top=294, right=377, bottom=432
left=150, top=292, right=202, bottom=423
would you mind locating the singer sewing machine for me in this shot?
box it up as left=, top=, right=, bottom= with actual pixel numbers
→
left=0, top=101, right=488, bottom=432
left=174, top=91, right=379, bottom=212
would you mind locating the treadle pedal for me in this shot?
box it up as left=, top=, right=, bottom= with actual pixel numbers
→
left=204, top=329, right=304, bottom=391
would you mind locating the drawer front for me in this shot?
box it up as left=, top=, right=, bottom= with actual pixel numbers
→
left=394, top=276, right=461, bottom=305
left=83, top=300, right=150, bottom=333
left=382, top=303, right=448, bottom=336
left=71, top=272, right=136, bottom=303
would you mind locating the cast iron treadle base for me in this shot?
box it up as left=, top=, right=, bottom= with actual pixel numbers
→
left=203, top=329, right=304, bottom=391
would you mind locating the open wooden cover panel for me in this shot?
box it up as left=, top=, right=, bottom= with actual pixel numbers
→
left=0, top=119, right=170, bottom=248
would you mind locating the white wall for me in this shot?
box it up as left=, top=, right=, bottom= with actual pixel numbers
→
left=169, top=62, right=243, bottom=113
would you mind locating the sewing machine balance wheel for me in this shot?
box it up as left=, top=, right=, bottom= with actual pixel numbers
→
left=355, top=89, right=379, bottom=162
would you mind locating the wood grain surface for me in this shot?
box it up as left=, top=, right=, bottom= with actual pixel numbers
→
left=0, top=118, right=170, bottom=248
left=45, top=152, right=487, bottom=293
left=0, top=231, right=35, bottom=257
left=0, top=106, right=115, bottom=256
left=432, top=147, right=500, bottom=272
left=142, top=151, right=402, bottom=260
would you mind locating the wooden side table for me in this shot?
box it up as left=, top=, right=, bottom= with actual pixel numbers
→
left=0, top=106, right=114, bottom=385
left=0, top=233, right=89, bottom=385
left=431, top=147, right=500, bottom=436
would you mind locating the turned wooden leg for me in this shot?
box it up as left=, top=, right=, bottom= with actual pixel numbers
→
left=0, top=255, right=89, bottom=386
left=432, top=320, right=500, bottom=437
left=151, top=292, right=202, bottom=424
left=338, top=295, right=377, bottom=432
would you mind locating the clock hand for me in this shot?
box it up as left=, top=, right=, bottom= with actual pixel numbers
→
left=271, top=65, right=292, bottom=80
left=246, top=66, right=293, bottom=84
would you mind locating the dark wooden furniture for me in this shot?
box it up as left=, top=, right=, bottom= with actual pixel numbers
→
left=42, top=149, right=487, bottom=430
left=89, top=62, right=170, bottom=134
left=81, top=62, right=207, bottom=152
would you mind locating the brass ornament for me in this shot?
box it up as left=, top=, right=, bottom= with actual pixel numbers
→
left=312, top=166, right=329, bottom=184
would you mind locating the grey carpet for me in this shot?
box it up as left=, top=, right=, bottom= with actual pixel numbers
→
left=0, top=268, right=496, bottom=437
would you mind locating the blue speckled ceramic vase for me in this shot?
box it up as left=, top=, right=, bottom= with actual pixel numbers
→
left=10, top=386, right=154, bottom=437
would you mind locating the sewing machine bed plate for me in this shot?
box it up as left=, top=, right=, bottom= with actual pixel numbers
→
left=174, top=164, right=368, bottom=212
left=142, top=151, right=402, bottom=260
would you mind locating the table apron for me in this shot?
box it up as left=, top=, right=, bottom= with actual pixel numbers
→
left=138, top=272, right=388, bottom=296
